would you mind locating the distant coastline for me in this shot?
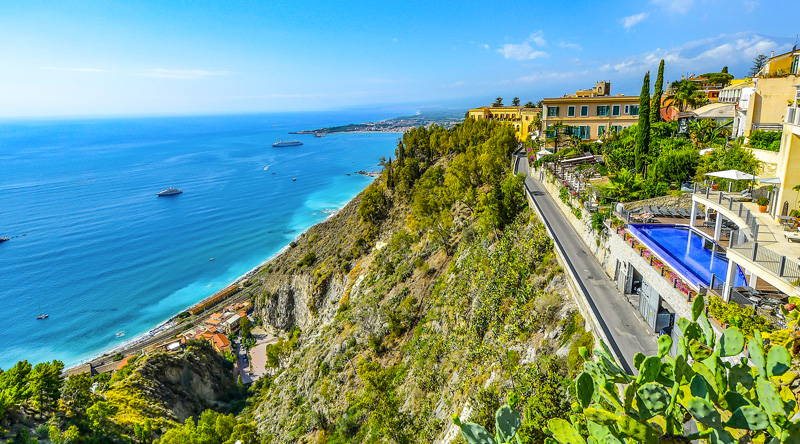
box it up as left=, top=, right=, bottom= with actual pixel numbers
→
left=290, top=110, right=465, bottom=135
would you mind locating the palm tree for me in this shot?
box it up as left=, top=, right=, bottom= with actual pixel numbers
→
left=600, top=168, right=644, bottom=202
left=688, top=119, right=730, bottom=148
left=667, top=80, right=707, bottom=112
left=512, top=97, right=520, bottom=106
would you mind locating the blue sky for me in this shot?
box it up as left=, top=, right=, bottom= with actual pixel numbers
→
left=0, top=0, right=797, bottom=117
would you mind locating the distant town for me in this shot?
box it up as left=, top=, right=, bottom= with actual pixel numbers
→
left=291, top=110, right=465, bottom=135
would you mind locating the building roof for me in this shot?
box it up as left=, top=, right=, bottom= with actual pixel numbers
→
left=721, top=81, right=755, bottom=91
left=692, top=102, right=735, bottom=119
left=115, top=355, right=134, bottom=371
left=224, top=314, right=241, bottom=326
left=211, top=333, right=231, bottom=352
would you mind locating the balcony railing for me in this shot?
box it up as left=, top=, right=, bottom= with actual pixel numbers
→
left=786, top=106, right=800, bottom=126
left=752, top=123, right=784, bottom=132
left=730, top=241, right=800, bottom=287
left=693, top=184, right=770, bottom=242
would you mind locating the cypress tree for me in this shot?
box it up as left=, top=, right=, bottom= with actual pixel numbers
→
left=650, top=59, right=664, bottom=124
left=635, top=71, right=651, bottom=175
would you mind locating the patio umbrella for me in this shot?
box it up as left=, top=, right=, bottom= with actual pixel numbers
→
left=704, top=170, right=757, bottom=180
left=758, top=176, right=781, bottom=184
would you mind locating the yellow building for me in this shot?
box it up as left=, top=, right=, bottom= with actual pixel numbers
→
left=739, top=49, right=800, bottom=137
left=774, top=86, right=800, bottom=217
left=539, top=86, right=640, bottom=148
left=467, top=105, right=541, bottom=141
left=762, top=49, right=800, bottom=77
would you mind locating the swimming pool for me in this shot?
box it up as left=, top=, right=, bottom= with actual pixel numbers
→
left=627, top=224, right=746, bottom=289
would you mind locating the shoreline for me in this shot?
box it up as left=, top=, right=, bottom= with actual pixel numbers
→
left=71, top=203, right=349, bottom=370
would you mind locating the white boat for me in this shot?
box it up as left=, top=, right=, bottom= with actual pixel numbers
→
left=157, top=187, right=183, bottom=196
left=272, top=140, right=303, bottom=147
left=116, top=331, right=125, bottom=337
left=37, top=314, right=48, bottom=320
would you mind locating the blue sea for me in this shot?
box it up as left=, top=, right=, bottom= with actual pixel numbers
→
left=0, top=111, right=405, bottom=369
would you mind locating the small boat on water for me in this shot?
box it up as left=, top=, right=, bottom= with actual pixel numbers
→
left=0, top=237, right=9, bottom=243
left=116, top=331, right=125, bottom=337
left=37, top=314, right=48, bottom=320
left=157, top=187, right=183, bottom=196
left=272, top=140, right=303, bottom=147
left=292, top=177, right=297, bottom=181
left=314, top=133, right=324, bottom=138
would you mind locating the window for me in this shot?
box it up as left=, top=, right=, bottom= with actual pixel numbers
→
left=630, top=105, right=640, bottom=116
left=612, top=105, right=621, bottom=116
left=567, top=105, right=575, bottom=117
left=624, top=105, right=630, bottom=114
left=597, top=105, right=609, bottom=117
left=580, top=105, right=589, bottom=117
left=579, top=125, right=591, bottom=139
left=598, top=125, right=606, bottom=137
left=547, top=106, right=559, bottom=117
left=792, top=55, right=799, bottom=75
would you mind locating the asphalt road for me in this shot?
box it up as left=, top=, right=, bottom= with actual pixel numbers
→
left=514, top=155, right=657, bottom=373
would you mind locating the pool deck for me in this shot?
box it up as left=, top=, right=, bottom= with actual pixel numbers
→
left=633, top=217, right=780, bottom=293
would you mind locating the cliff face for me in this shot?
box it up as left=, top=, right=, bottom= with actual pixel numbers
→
left=103, top=341, right=238, bottom=430
left=247, top=176, right=590, bottom=444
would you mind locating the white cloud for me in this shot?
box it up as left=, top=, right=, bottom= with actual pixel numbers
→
left=621, top=12, right=649, bottom=29
left=391, top=37, right=398, bottom=42
left=603, top=32, right=789, bottom=75
left=135, top=69, right=232, bottom=80
left=482, top=44, right=490, bottom=50
left=496, top=32, right=550, bottom=60
left=41, top=67, right=109, bottom=73
left=556, top=41, right=582, bottom=51
left=651, top=0, right=696, bottom=14
left=497, top=42, right=548, bottom=60
left=530, top=31, right=546, bottom=47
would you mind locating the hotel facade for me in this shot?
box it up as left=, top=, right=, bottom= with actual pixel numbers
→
left=467, top=106, right=542, bottom=141
left=539, top=82, right=641, bottom=147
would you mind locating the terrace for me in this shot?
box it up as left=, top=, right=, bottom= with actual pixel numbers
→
left=690, top=184, right=800, bottom=300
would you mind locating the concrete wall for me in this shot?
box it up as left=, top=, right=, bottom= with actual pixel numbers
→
left=751, top=148, right=781, bottom=178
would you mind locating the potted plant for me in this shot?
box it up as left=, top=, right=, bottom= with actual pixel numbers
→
left=757, top=196, right=769, bottom=212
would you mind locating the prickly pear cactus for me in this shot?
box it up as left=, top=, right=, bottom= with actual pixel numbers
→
left=543, top=295, right=800, bottom=444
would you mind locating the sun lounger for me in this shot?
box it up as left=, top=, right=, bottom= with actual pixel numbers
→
left=649, top=206, right=664, bottom=217
left=678, top=208, right=690, bottom=218
left=786, top=232, right=800, bottom=243
left=667, top=207, right=681, bottom=218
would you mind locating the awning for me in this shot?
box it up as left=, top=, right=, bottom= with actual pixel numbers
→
left=704, top=169, right=756, bottom=180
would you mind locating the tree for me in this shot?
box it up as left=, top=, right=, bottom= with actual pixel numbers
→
left=750, top=54, right=768, bottom=76
left=29, top=360, right=64, bottom=414
left=695, top=141, right=760, bottom=189
left=493, top=97, right=504, bottom=107
left=701, top=72, right=734, bottom=86
left=599, top=168, right=644, bottom=202
left=61, top=373, right=93, bottom=417
left=635, top=71, right=651, bottom=175
left=668, top=80, right=707, bottom=112
left=523, top=101, right=535, bottom=108
left=240, top=316, right=252, bottom=341
left=511, top=97, right=520, bottom=106
left=721, top=65, right=728, bottom=74
left=651, top=59, right=665, bottom=124
left=358, top=184, right=388, bottom=224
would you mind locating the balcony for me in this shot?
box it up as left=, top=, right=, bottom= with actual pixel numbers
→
left=786, top=106, right=800, bottom=126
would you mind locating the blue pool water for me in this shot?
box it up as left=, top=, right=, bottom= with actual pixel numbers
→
left=0, top=111, right=406, bottom=369
left=628, top=224, right=746, bottom=289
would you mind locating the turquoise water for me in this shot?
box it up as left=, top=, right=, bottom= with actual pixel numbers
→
left=628, top=224, right=746, bottom=288
left=0, top=112, right=403, bottom=369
